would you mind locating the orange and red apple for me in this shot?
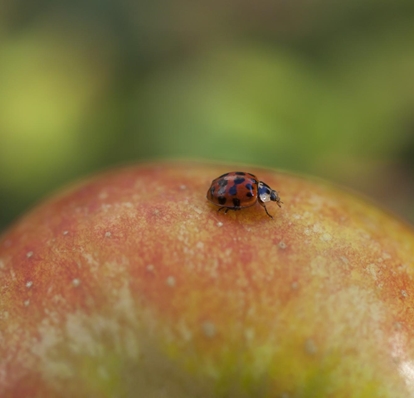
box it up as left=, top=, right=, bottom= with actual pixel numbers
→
left=1, top=161, right=414, bottom=397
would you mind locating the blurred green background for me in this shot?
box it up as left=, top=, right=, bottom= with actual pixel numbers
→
left=1, top=0, right=414, bottom=231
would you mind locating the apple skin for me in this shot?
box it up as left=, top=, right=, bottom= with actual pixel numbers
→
left=1, top=161, right=414, bottom=398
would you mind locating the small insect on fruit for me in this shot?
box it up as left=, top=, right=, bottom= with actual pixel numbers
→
left=206, top=171, right=282, bottom=219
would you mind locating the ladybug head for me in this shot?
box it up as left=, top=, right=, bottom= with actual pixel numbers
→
left=258, top=181, right=283, bottom=208
left=270, top=190, right=282, bottom=207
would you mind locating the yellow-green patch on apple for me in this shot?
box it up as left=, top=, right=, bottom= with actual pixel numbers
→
left=1, top=161, right=414, bottom=397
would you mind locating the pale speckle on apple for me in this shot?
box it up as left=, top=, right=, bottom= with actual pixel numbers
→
left=398, top=361, right=414, bottom=393
left=65, top=313, right=106, bottom=357
left=26, top=281, right=33, bottom=288
left=196, top=241, right=204, bottom=249
left=313, top=223, right=323, bottom=233
left=201, top=321, right=216, bottom=338
left=310, top=222, right=334, bottom=243
left=194, top=207, right=202, bottom=215
left=366, top=263, right=379, bottom=280
left=72, top=279, right=81, bottom=287
left=216, top=221, right=223, bottom=227
left=179, top=184, right=186, bottom=190
left=98, top=191, right=108, bottom=200
left=382, top=252, right=392, bottom=260
left=146, top=264, right=155, bottom=272
left=26, top=251, right=33, bottom=258
left=304, top=338, right=317, bottom=355
left=340, top=256, right=349, bottom=265
left=398, top=263, right=410, bottom=274
left=321, top=233, right=332, bottom=242
left=310, top=256, right=330, bottom=278
left=278, top=241, right=287, bottom=249
left=244, top=327, right=255, bottom=341
left=178, top=321, right=193, bottom=341
left=291, top=281, right=298, bottom=290
left=166, top=276, right=176, bottom=287
left=30, top=320, right=72, bottom=376
left=48, top=283, right=140, bottom=365
left=82, top=253, right=98, bottom=266
left=105, top=231, right=112, bottom=238
left=24, top=299, right=30, bottom=306
left=401, top=290, right=408, bottom=298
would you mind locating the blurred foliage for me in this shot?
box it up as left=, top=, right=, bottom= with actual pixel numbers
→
left=0, top=0, right=414, bottom=230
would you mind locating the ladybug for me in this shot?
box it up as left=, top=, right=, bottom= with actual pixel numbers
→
left=206, top=171, right=282, bottom=219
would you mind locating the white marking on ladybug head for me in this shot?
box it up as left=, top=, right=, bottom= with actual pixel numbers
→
left=258, top=182, right=282, bottom=207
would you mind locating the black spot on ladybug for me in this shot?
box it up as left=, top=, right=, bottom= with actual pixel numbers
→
left=235, top=172, right=246, bottom=176
left=218, top=179, right=228, bottom=187
left=234, top=177, right=245, bottom=185
left=232, top=198, right=241, bottom=207
left=218, top=173, right=229, bottom=179
left=245, top=183, right=253, bottom=191
left=246, top=192, right=253, bottom=198
left=218, top=196, right=227, bottom=205
left=229, top=185, right=237, bottom=195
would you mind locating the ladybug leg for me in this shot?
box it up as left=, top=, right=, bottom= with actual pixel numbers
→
left=217, top=207, right=241, bottom=215
left=263, top=205, right=274, bottom=219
